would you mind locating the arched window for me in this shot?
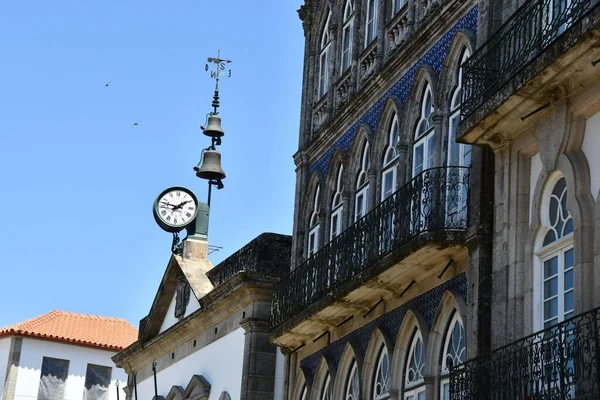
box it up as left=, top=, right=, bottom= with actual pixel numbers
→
left=382, top=115, right=400, bottom=201
left=319, top=13, right=332, bottom=98
left=392, top=0, right=407, bottom=14
left=365, top=0, right=379, bottom=46
left=345, top=360, right=360, bottom=400
left=355, top=142, right=370, bottom=221
left=537, top=176, right=574, bottom=329
left=321, top=372, right=331, bottom=400
left=308, top=185, right=321, bottom=257
left=373, top=345, right=391, bottom=399
left=331, top=165, right=344, bottom=240
left=413, top=83, right=435, bottom=177
left=404, top=330, right=425, bottom=399
left=342, top=1, right=354, bottom=72
left=440, top=313, right=466, bottom=400
left=447, top=48, right=471, bottom=169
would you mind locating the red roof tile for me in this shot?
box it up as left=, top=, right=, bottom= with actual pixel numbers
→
left=0, top=310, right=138, bottom=351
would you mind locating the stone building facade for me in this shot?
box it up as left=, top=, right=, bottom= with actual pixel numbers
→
left=270, top=0, right=600, bottom=399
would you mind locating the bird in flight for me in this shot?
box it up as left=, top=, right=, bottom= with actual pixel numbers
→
left=132, top=121, right=140, bottom=128
left=105, top=81, right=111, bottom=88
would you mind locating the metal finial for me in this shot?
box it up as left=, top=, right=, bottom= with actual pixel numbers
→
left=205, top=50, right=232, bottom=114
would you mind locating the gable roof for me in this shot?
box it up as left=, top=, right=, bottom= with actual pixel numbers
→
left=0, top=310, right=138, bottom=351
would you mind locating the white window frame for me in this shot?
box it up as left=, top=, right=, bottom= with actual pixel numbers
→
left=373, top=345, right=391, bottom=400
left=440, top=313, right=466, bottom=400
left=345, top=360, right=360, bottom=400
left=342, top=1, right=354, bottom=72
left=412, top=83, right=435, bottom=178
left=355, top=184, right=369, bottom=221
left=381, top=115, right=399, bottom=202
left=355, top=142, right=370, bottom=221
left=330, top=165, right=344, bottom=240
left=319, top=14, right=331, bottom=98
left=447, top=49, right=471, bottom=169
left=404, top=330, right=425, bottom=399
left=365, top=0, right=379, bottom=46
left=300, top=385, right=307, bottom=400
left=533, top=175, right=575, bottom=331
left=308, top=185, right=321, bottom=257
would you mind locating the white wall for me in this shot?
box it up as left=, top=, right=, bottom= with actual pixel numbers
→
left=136, top=328, right=245, bottom=400
left=159, top=293, right=200, bottom=334
left=530, top=153, right=543, bottom=225
left=583, top=112, right=600, bottom=200
left=0, top=337, right=11, bottom=399
left=273, top=349, right=284, bottom=400
left=14, top=337, right=126, bottom=400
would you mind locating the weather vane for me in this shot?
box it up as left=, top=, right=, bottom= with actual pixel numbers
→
left=204, top=50, right=232, bottom=114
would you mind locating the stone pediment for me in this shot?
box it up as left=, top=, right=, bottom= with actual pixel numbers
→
left=181, top=375, right=211, bottom=400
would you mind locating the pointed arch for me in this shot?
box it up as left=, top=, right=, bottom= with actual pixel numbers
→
left=292, top=368, right=311, bottom=400
left=427, top=290, right=467, bottom=399
left=318, top=11, right=333, bottom=98
left=364, top=0, right=380, bottom=46
left=305, top=172, right=323, bottom=258
left=332, top=342, right=364, bottom=400
left=311, top=356, right=336, bottom=400
left=361, top=327, right=394, bottom=400
left=391, top=309, right=430, bottom=397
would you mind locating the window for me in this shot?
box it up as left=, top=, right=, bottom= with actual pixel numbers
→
left=355, top=142, right=370, bottom=221
left=392, top=0, right=407, bottom=13
left=440, top=313, right=466, bottom=400
left=373, top=345, right=391, bottom=399
left=447, top=49, right=471, bottom=169
left=537, top=177, right=574, bottom=329
left=321, top=372, right=331, bottom=400
left=404, top=330, right=425, bottom=400
left=413, top=83, right=435, bottom=177
left=38, top=357, right=69, bottom=400
left=319, top=14, right=332, bottom=98
left=342, top=1, right=354, bottom=72
left=83, top=364, right=112, bottom=400
left=365, top=0, right=379, bottom=46
left=331, top=165, right=344, bottom=240
left=174, top=278, right=190, bottom=319
left=447, top=49, right=471, bottom=226
left=308, top=185, right=321, bottom=257
left=345, top=360, right=360, bottom=400
left=381, top=115, right=400, bottom=201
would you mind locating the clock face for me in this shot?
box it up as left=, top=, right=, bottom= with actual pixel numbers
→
left=153, top=187, right=199, bottom=232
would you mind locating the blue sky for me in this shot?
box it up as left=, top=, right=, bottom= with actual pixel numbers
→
left=0, top=1, right=304, bottom=328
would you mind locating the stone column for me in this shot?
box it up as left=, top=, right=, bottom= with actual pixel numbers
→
left=342, top=190, right=352, bottom=231
left=465, top=146, right=495, bottom=358
left=368, top=169, right=378, bottom=211
left=240, top=319, right=277, bottom=400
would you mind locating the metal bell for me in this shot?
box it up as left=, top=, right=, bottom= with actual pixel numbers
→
left=203, top=114, right=225, bottom=138
left=194, top=149, right=226, bottom=180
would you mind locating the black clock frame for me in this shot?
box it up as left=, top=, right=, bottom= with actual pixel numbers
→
left=153, top=186, right=200, bottom=233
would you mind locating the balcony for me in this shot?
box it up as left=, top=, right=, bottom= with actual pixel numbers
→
left=460, top=0, right=600, bottom=144
left=450, top=306, right=600, bottom=399
left=270, top=166, right=470, bottom=342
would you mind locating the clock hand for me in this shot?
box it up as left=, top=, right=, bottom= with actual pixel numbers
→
left=173, top=200, right=191, bottom=210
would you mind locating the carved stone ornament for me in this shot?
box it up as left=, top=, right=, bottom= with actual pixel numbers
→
left=313, top=100, right=329, bottom=132
left=388, top=15, right=410, bottom=53
left=360, top=46, right=377, bottom=82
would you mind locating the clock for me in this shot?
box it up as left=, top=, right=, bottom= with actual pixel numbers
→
left=153, top=186, right=199, bottom=232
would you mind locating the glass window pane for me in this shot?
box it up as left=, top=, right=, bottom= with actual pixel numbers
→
left=544, top=297, right=558, bottom=320
left=550, top=197, right=559, bottom=225
left=413, top=144, right=423, bottom=175
left=418, top=392, right=426, bottom=400
left=564, top=268, right=573, bottom=290
left=564, top=248, right=574, bottom=269
left=544, top=277, right=558, bottom=299
left=38, top=357, right=69, bottom=400
left=83, top=364, right=112, bottom=400
left=563, top=218, right=573, bottom=236
left=564, top=291, right=574, bottom=314
left=427, top=135, right=434, bottom=168
left=544, top=257, right=558, bottom=278
left=553, top=177, right=566, bottom=197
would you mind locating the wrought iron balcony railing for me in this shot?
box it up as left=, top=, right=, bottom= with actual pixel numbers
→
left=462, top=0, right=599, bottom=118
left=450, top=306, right=600, bottom=400
left=270, top=166, right=470, bottom=329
